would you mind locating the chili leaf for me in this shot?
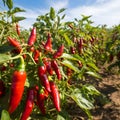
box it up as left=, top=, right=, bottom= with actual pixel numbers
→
left=61, top=60, right=80, bottom=72
left=1, top=110, right=10, bottom=120
left=50, top=7, right=55, bottom=20
left=6, top=0, right=13, bottom=10
left=0, top=54, right=11, bottom=64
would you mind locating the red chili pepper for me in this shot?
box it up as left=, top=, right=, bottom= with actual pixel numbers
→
left=33, top=50, right=40, bottom=63
left=38, top=57, right=46, bottom=76
left=44, top=33, right=52, bottom=51
left=77, top=38, right=83, bottom=54
left=8, top=57, right=26, bottom=114
left=51, top=60, right=61, bottom=80
left=16, top=23, right=20, bottom=36
left=70, top=47, right=76, bottom=54
left=53, top=44, right=64, bottom=59
left=37, top=89, right=46, bottom=115
left=28, top=27, right=36, bottom=46
left=38, top=74, right=51, bottom=93
left=7, top=36, right=22, bottom=53
left=43, top=58, right=53, bottom=75
left=20, top=88, right=34, bottom=120
left=50, top=81, right=61, bottom=112
left=0, top=80, right=5, bottom=97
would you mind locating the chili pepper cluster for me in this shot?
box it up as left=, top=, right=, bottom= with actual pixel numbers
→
left=5, top=26, right=64, bottom=119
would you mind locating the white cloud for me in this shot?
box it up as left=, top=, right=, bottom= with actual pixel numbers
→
left=48, top=0, right=69, bottom=11
left=65, top=0, right=120, bottom=27
left=17, top=0, right=120, bottom=29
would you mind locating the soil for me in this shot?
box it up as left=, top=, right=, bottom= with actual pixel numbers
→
left=68, top=67, right=120, bottom=120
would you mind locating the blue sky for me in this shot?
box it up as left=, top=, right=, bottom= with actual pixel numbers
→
left=0, top=0, right=120, bottom=29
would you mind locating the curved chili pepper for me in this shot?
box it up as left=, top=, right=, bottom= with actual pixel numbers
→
left=16, top=23, right=20, bottom=36
left=38, top=74, right=51, bottom=93
left=28, top=27, right=36, bottom=46
left=44, top=33, right=52, bottom=51
left=0, top=80, right=5, bottom=97
left=20, top=88, right=34, bottom=120
left=51, top=60, right=61, bottom=80
left=7, top=36, right=22, bottom=53
left=53, top=44, right=64, bottom=59
left=37, top=89, right=46, bottom=115
left=8, top=57, right=26, bottom=114
left=33, top=50, right=40, bottom=63
left=50, top=81, right=61, bottom=112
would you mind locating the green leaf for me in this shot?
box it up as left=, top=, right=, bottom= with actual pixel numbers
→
left=57, top=111, right=70, bottom=120
left=1, top=110, right=10, bottom=120
left=61, top=60, right=80, bottom=72
left=6, top=0, right=13, bottom=10
left=0, top=44, right=14, bottom=53
left=86, top=62, right=99, bottom=71
left=50, top=7, right=55, bottom=20
left=12, top=7, right=26, bottom=14
left=61, top=53, right=79, bottom=61
left=0, top=54, right=11, bottom=64
left=63, top=34, right=74, bottom=46
left=82, top=85, right=100, bottom=95
left=86, top=71, right=102, bottom=79
left=58, top=8, right=66, bottom=14
left=61, top=14, right=66, bottom=20
left=71, top=88, right=94, bottom=110
left=12, top=16, right=26, bottom=23
left=2, top=0, right=6, bottom=6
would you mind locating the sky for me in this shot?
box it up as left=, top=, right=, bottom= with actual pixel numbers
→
left=0, top=0, right=120, bottom=29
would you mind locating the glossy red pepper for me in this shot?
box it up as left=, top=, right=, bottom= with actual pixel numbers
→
left=16, top=23, right=20, bottom=36
left=33, top=50, right=40, bottom=63
left=44, top=33, right=52, bottom=51
left=38, top=74, right=51, bottom=93
left=0, top=80, right=5, bottom=97
left=20, top=88, right=34, bottom=120
left=38, top=57, right=46, bottom=76
left=8, top=57, right=26, bottom=114
left=37, top=89, right=46, bottom=115
left=50, top=81, right=61, bottom=112
left=43, top=58, right=53, bottom=75
left=51, top=60, right=61, bottom=80
left=28, top=27, right=36, bottom=46
left=7, top=36, right=22, bottom=53
left=53, top=44, right=64, bottom=59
